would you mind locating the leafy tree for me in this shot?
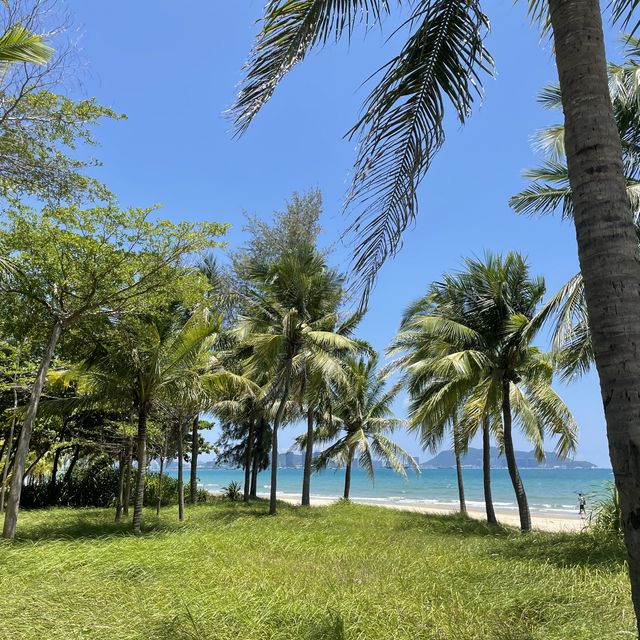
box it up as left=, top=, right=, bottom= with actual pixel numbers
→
left=307, top=355, right=418, bottom=501
left=0, top=205, right=225, bottom=538
left=389, top=254, right=578, bottom=531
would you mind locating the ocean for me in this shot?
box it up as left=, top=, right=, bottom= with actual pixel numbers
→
left=168, top=466, right=614, bottom=516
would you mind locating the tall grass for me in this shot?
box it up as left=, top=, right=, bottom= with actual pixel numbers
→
left=0, top=501, right=632, bottom=639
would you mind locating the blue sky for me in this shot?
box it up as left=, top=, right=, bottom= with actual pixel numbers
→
left=64, top=1, right=623, bottom=467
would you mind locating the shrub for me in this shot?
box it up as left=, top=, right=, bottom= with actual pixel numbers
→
left=221, top=480, right=242, bottom=501
left=590, top=482, right=623, bottom=537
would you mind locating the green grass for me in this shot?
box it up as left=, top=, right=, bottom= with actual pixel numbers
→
left=0, top=500, right=634, bottom=639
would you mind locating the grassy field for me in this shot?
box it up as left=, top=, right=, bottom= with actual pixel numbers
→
left=0, top=500, right=633, bottom=639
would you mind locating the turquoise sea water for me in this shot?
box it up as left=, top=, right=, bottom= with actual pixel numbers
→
left=169, top=466, right=614, bottom=516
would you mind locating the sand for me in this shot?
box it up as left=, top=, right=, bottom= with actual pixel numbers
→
left=274, top=493, right=585, bottom=533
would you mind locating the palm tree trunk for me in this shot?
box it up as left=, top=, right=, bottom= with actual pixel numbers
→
left=453, top=418, right=466, bottom=514
left=301, top=407, right=314, bottom=506
left=250, top=433, right=259, bottom=499
left=501, top=381, right=531, bottom=532
left=132, top=410, right=148, bottom=534
left=123, top=437, right=133, bottom=517
left=189, top=414, right=199, bottom=505
left=3, top=321, right=62, bottom=540
left=156, top=454, right=165, bottom=516
left=548, top=0, right=640, bottom=627
left=0, top=382, right=19, bottom=514
left=482, top=418, right=497, bottom=526
left=270, top=373, right=291, bottom=516
left=344, top=448, right=354, bottom=500
left=455, top=449, right=466, bottom=514
left=243, top=418, right=255, bottom=503
left=177, top=423, right=185, bottom=522
left=116, top=448, right=126, bottom=521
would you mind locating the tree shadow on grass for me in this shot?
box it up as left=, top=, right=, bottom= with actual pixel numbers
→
left=486, top=530, right=627, bottom=572
left=10, top=507, right=188, bottom=543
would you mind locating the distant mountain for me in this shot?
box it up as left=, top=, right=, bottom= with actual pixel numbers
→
left=422, top=447, right=597, bottom=469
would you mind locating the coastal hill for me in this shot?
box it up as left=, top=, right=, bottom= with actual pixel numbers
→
left=423, top=447, right=597, bottom=469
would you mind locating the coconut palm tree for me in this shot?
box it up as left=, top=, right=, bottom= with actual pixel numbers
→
left=236, top=246, right=357, bottom=515
left=231, top=3, right=640, bottom=619
left=58, top=308, right=220, bottom=532
left=510, top=43, right=640, bottom=378
left=307, top=355, right=418, bottom=500
left=389, top=254, right=578, bottom=531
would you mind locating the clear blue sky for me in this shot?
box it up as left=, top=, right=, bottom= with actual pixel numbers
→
left=64, top=0, right=623, bottom=467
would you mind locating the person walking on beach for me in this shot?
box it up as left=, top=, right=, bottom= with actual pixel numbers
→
left=578, top=493, right=587, bottom=518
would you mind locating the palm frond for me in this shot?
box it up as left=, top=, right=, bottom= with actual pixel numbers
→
left=345, top=0, right=493, bottom=306
left=231, top=0, right=390, bottom=134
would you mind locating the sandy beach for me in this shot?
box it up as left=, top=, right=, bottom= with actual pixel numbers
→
left=274, top=493, right=585, bottom=533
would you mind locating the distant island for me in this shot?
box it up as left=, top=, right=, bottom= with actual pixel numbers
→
left=422, top=447, right=597, bottom=470
left=193, top=447, right=597, bottom=471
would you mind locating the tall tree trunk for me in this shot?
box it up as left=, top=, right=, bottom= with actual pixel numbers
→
left=116, top=448, right=126, bottom=521
left=343, top=448, right=354, bottom=500
left=243, top=418, right=255, bottom=503
left=177, top=422, right=185, bottom=522
left=548, top=0, right=640, bottom=628
left=132, top=410, right=148, bottom=534
left=501, top=381, right=531, bottom=532
left=48, top=445, right=65, bottom=504
left=156, top=455, right=165, bottom=516
left=270, top=372, right=291, bottom=516
left=482, top=418, right=497, bottom=526
left=61, top=445, right=80, bottom=491
left=0, top=381, right=19, bottom=514
left=250, top=425, right=260, bottom=499
left=3, top=321, right=62, bottom=540
left=453, top=418, right=466, bottom=514
left=301, top=407, right=314, bottom=506
left=123, top=437, right=133, bottom=517
left=189, top=414, right=199, bottom=505
left=454, top=449, right=466, bottom=514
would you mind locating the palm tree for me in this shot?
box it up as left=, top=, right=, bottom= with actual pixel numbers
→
left=231, top=3, right=640, bottom=620
left=237, top=246, right=357, bottom=515
left=510, top=44, right=640, bottom=378
left=308, top=355, right=418, bottom=500
left=389, top=254, right=578, bottom=531
left=61, top=308, right=219, bottom=532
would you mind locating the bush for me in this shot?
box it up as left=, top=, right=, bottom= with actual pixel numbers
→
left=590, top=482, right=623, bottom=537
left=19, top=460, right=210, bottom=509
left=221, top=480, right=242, bottom=501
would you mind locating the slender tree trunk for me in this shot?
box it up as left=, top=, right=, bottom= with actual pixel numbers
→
left=250, top=427, right=260, bottom=500
left=548, top=0, right=640, bottom=628
left=3, top=321, right=62, bottom=540
left=48, top=445, right=65, bottom=504
left=177, top=423, right=185, bottom=522
left=60, top=445, right=80, bottom=494
left=301, top=407, right=314, bottom=506
left=116, top=449, right=126, bottom=521
left=156, top=455, right=165, bottom=516
left=343, top=449, right=354, bottom=500
left=455, top=450, right=466, bottom=514
left=243, top=418, right=255, bottom=503
left=482, top=418, right=497, bottom=526
left=123, top=437, right=133, bottom=517
left=0, top=382, right=19, bottom=514
left=189, top=414, right=199, bottom=505
left=453, top=418, right=466, bottom=514
left=132, top=410, right=148, bottom=534
left=270, top=373, right=291, bottom=516
left=501, top=381, right=531, bottom=532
